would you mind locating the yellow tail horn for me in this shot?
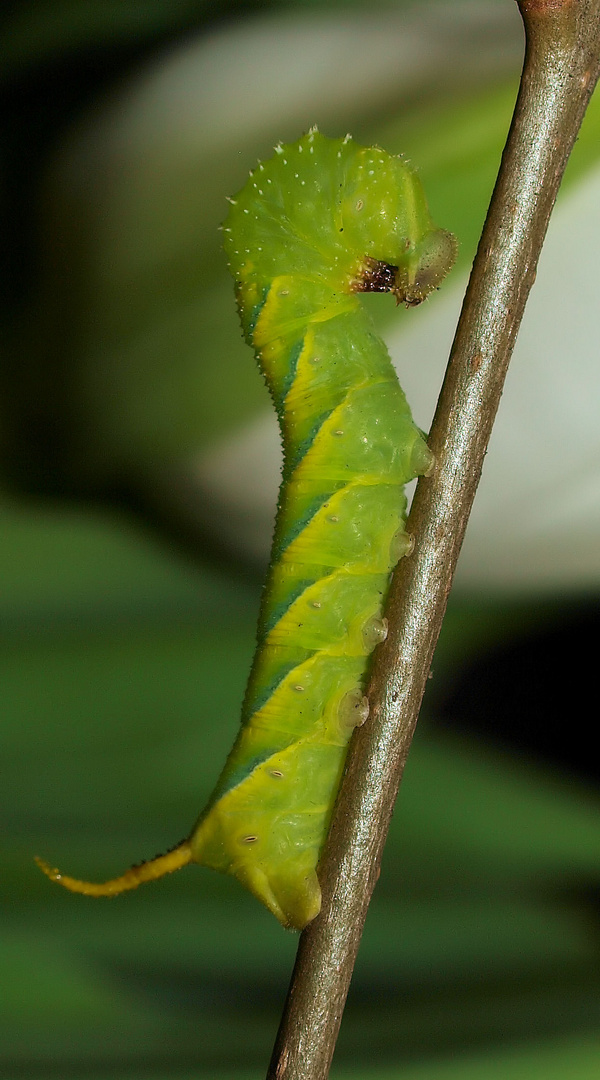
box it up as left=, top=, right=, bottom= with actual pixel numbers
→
left=35, top=841, right=192, bottom=897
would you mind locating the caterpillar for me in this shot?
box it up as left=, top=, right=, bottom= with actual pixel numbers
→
left=37, top=129, right=456, bottom=931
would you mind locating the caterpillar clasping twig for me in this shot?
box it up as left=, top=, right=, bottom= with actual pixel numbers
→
left=37, top=129, right=456, bottom=930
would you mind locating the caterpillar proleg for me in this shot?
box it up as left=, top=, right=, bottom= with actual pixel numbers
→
left=37, top=130, right=456, bottom=930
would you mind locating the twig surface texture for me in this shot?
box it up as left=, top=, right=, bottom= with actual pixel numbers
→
left=267, top=2, right=600, bottom=1078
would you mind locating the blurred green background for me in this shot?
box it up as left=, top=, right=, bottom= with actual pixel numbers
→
left=2, top=2, right=600, bottom=1078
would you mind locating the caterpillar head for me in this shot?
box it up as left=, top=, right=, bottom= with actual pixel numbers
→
left=355, top=228, right=457, bottom=308
left=395, top=228, right=458, bottom=306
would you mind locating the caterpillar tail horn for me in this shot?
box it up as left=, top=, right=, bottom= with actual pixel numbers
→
left=34, top=841, right=192, bottom=897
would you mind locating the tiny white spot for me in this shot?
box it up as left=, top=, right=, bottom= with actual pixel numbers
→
left=328, top=515, right=340, bottom=523
left=280, top=289, right=289, bottom=296
left=258, top=189, right=263, bottom=194
left=294, top=685, right=305, bottom=692
left=275, top=144, right=283, bottom=154
left=243, top=208, right=249, bottom=214
left=333, top=429, right=344, bottom=436
left=368, top=170, right=374, bottom=176
left=311, top=601, right=321, bottom=609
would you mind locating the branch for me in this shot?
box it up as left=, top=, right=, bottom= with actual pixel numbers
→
left=266, top=2, right=600, bottom=1078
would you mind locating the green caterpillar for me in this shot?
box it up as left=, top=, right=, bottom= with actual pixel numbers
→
left=37, top=130, right=456, bottom=931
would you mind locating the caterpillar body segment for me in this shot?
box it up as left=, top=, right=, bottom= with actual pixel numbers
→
left=38, top=131, right=455, bottom=931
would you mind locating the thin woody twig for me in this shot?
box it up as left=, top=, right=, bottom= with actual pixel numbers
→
left=267, top=2, right=600, bottom=1078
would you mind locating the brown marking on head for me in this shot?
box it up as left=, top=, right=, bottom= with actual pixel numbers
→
left=352, top=257, right=399, bottom=295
